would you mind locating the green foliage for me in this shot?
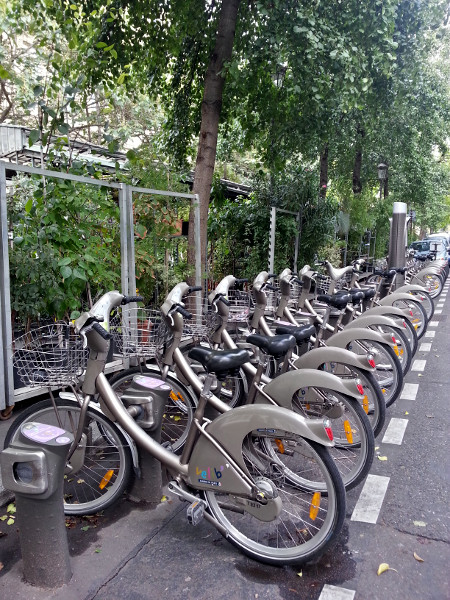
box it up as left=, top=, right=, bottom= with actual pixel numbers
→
left=9, top=166, right=120, bottom=325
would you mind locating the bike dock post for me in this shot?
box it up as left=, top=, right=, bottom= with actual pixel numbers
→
left=0, top=422, right=73, bottom=587
left=122, top=376, right=170, bottom=504
left=387, top=201, right=408, bottom=293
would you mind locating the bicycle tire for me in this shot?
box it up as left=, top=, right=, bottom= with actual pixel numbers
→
left=377, top=313, right=418, bottom=356
left=108, top=366, right=197, bottom=453
left=204, top=435, right=346, bottom=566
left=320, top=364, right=386, bottom=438
left=346, top=339, right=403, bottom=408
left=389, top=297, right=428, bottom=338
left=416, top=273, right=443, bottom=299
left=368, top=324, right=412, bottom=375
left=291, top=387, right=374, bottom=490
left=4, top=398, right=132, bottom=515
left=408, top=289, right=434, bottom=322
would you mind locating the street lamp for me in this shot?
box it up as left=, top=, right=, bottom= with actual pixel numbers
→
left=377, top=162, right=388, bottom=201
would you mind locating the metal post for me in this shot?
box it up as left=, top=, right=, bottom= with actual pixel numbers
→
left=0, top=161, right=14, bottom=411
left=387, top=202, right=407, bottom=289
left=194, top=194, right=202, bottom=317
left=293, top=211, right=300, bottom=273
left=268, top=206, right=276, bottom=273
left=119, top=184, right=129, bottom=297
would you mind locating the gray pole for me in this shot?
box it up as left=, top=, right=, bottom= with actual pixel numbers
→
left=387, top=201, right=407, bottom=289
left=0, top=161, right=14, bottom=412
left=268, top=206, right=276, bottom=273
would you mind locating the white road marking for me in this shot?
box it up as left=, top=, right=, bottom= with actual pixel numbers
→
left=382, top=418, right=408, bottom=445
left=412, top=359, right=427, bottom=371
left=401, top=383, right=419, bottom=400
left=424, top=330, right=436, bottom=338
left=419, top=342, right=432, bottom=352
left=351, top=474, right=390, bottom=523
left=434, top=310, right=442, bottom=314
left=319, top=585, right=356, bottom=600
left=429, top=321, right=439, bottom=327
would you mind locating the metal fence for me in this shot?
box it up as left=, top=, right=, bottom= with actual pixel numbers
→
left=0, top=161, right=201, bottom=411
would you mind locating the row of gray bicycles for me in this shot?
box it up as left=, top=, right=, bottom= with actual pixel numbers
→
left=7, top=252, right=448, bottom=566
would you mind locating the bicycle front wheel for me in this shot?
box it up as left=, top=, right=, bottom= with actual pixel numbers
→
left=204, top=434, right=345, bottom=566
left=108, top=366, right=197, bottom=453
left=4, top=398, right=132, bottom=515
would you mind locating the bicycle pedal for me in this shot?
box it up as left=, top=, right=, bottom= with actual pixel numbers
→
left=187, top=499, right=205, bottom=526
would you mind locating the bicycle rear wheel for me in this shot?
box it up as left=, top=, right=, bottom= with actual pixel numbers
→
left=4, top=398, right=132, bottom=515
left=291, top=387, right=374, bottom=490
left=204, top=434, right=345, bottom=566
left=320, top=364, right=386, bottom=437
left=346, top=339, right=403, bottom=407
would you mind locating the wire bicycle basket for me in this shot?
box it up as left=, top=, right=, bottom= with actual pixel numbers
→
left=227, top=289, right=252, bottom=323
left=13, top=323, right=88, bottom=387
left=110, top=307, right=171, bottom=358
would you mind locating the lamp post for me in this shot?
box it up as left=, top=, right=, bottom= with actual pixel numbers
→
left=377, top=162, right=388, bottom=201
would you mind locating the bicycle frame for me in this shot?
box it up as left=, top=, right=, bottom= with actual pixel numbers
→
left=74, top=291, right=336, bottom=517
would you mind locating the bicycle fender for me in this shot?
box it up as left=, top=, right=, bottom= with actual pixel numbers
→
left=395, top=284, right=428, bottom=295
left=257, top=367, right=362, bottom=407
left=363, top=305, right=410, bottom=319
left=325, top=327, right=395, bottom=349
left=379, top=292, right=423, bottom=306
left=292, top=346, right=375, bottom=372
left=345, top=314, right=400, bottom=330
left=187, top=404, right=333, bottom=495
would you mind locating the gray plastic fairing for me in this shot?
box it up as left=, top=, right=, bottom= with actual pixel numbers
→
left=293, top=346, right=374, bottom=372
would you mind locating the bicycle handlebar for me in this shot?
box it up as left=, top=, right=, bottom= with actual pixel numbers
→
left=121, top=295, right=144, bottom=305
left=92, top=321, right=113, bottom=340
left=176, top=306, right=193, bottom=319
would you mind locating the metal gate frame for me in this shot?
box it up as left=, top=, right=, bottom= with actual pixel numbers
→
left=0, top=161, right=201, bottom=410
left=268, top=206, right=301, bottom=274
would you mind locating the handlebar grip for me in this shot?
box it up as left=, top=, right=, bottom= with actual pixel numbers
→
left=121, top=295, right=144, bottom=305
left=92, top=322, right=113, bottom=340
left=265, top=284, right=278, bottom=291
left=188, top=286, right=203, bottom=293
left=176, top=306, right=193, bottom=319
left=235, top=279, right=248, bottom=285
left=267, top=274, right=277, bottom=279
left=219, top=296, right=231, bottom=306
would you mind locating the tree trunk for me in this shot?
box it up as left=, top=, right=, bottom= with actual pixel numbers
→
left=352, top=125, right=365, bottom=195
left=319, top=144, right=328, bottom=198
left=187, top=0, right=241, bottom=283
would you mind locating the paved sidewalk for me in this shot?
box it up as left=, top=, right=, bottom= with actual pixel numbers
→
left=1, top=280, right=449, bottom=600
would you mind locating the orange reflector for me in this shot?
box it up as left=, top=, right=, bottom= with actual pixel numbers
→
left=363, top=395, right=369, bottom=414
left=309, top=492, right=321, bottom=520
left=275, top=438, right=285, bottom=454
left=343, top=420, right=353, bottom=443
left=170, top=391, right=185, bottom=403
left=99, top=470, right=114, bottom=490
left=393, top=344, right=399, bottom=356
left=381, top=388, right=386, bottom=394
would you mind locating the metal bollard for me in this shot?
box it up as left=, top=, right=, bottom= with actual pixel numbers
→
left=0, top=422, right=73, bottom=587
left=387, top=201, right=408, bottom=291
left=120, top=375, right=169, bottom=504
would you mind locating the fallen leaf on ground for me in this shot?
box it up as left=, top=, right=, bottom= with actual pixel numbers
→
left=161, top=495, right=168, bottom=502
left=297, top=571, right=302, bottom=577
left=413, top=552, right=424, bottom=562
left=377, top=456, right=388, bottom=461
left=413, top=521, right=427, bottom=527
left=405, top=411, right=409, bottom=415
left=377, top=563, right=398, bottom=575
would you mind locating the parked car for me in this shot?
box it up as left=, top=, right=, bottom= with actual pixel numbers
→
left=409, top=240, right=432, bottom=258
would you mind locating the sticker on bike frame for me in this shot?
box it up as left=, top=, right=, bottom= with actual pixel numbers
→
left=198, top=479, right=222, bottom=487
left=196, top=466, right=224, bottom=484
